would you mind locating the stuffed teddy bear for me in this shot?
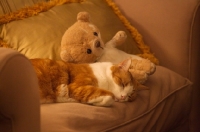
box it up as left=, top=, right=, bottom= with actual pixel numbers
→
left=60, top=11, right=156, bottom=84
left=60, top=12, right=105, bottom=63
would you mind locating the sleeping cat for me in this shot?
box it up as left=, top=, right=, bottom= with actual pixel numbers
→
left=31, top=58, right=147, bottom=106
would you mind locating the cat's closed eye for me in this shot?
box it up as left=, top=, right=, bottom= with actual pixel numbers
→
left=121, top=81, right=129, bottom=88
left=121, top=83, right=125, bottom=89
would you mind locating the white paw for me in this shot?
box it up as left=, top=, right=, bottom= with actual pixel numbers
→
left=87, top=96, right=114, bottom=107
left=115, top=31, right=127, bottom=39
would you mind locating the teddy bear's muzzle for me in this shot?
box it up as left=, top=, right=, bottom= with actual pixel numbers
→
left=95, top=40, right=101, bottom=48
left=87, top=40, right=103, bottom=54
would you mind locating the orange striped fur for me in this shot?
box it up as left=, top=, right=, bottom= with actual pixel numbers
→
left=31, top=58, right=140, bottom=106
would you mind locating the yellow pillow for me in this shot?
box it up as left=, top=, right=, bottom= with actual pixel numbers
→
left=0, top=0, right=159, bottom=64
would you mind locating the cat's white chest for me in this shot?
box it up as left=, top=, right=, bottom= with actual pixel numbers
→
left=89, top=62, right=112, bottom=90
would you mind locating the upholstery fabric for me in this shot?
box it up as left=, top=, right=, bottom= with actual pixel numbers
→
left=41, top=66, right=192, bottom=132
left=113, top=0, right=200, bottom=131
left=189, top=2, right=200, bottom=131
left=0, top=48, right=40, bottom=132
left=113, top=0, right=199, bottom=78
left=0, top=0, right=198, bottom=131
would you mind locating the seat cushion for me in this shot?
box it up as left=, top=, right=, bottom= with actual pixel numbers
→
left=41, top=66, right=192, bottom=132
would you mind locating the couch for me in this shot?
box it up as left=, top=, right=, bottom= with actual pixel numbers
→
left=0, top=0, right=199, bottom=132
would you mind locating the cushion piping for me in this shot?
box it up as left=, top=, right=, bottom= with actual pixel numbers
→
left=0, top=0, right=84, bottom=24
left=0, top=39, right=10, bottom=48
left=189, top=1, right=200, bottom=80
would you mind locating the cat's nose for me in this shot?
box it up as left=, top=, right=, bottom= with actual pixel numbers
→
left=121, top=95, right=126, bottom=100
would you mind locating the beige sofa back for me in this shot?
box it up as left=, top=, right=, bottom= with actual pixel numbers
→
left=114, top=0, right=200, bottom=79
left=114, top=0, right=200, bottom=131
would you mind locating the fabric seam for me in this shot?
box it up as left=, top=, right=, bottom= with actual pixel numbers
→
left=188, top=1, right=200, bottom=80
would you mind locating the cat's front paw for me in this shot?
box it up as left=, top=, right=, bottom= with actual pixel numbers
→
left=87, top=95, right=114, bottom=107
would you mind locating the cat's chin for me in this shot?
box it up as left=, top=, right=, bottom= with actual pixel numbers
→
left=114, top=98, right=119, bottom=102
left=114, top=98, right=127, bottom=102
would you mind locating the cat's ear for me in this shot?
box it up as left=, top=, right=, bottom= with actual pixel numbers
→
left=137, top=84, right=149, bottom=91
left=118, top=58, right=132, bottom=72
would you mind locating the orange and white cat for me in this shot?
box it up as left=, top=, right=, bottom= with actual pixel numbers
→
left=31, top=58, right=146, bottom=107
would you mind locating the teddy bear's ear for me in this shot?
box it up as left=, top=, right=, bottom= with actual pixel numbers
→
left=77, top=12, right=90, bottom=22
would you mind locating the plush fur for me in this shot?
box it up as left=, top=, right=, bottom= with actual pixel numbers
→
left=60, top=12, right=104, bottom=63
left=30, top=58, right=147, bottom=106
left=60, top=12, right=156, bottom=84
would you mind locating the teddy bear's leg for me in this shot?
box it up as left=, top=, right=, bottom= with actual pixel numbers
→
left=129, top=69, right=148, bottom=84
left=112, top=31, right=127, bottom=46
left=131, top=59, right=156, bottom=75
left=129, top=59, right=156, bottom=84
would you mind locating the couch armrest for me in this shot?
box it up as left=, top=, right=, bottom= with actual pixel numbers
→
left=0, top=48, right=40, bottom=132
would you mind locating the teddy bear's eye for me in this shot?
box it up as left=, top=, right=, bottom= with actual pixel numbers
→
left=93, top=32, right=98, bottom=36
left=87, top=49, right=92, bottom=54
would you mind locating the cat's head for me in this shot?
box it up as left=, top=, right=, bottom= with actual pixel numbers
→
left=110, top=59, right=149, bottom=102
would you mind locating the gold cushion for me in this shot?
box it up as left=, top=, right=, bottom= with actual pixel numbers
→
left=0, top=0, right=46, bottom=15
left=0, top=0, right=158, bottom=64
